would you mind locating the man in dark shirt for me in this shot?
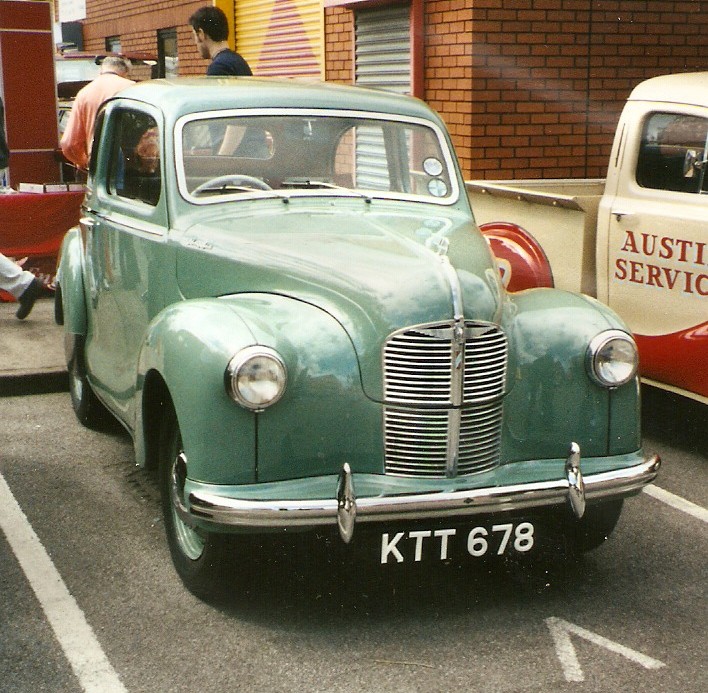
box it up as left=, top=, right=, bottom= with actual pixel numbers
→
left=189, top=6, right=252, bottom=76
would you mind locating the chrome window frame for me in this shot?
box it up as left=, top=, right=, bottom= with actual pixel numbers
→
left=174, top=108, right=460, bottom=206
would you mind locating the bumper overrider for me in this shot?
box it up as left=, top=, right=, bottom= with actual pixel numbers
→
left=181, top=444, right=660, bottom=543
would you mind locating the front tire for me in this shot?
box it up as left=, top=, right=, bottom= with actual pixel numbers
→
left=568, top=499, right=624, bottom=553
left=159, top=403, right=234, bottom=599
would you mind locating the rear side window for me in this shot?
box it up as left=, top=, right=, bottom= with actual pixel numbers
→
left=636, top=112, right=708, bottom=194
left=107, top=109, right=162, bottom=206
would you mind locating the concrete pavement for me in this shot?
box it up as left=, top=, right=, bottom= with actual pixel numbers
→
left=0, top=297, right=68, bottom=396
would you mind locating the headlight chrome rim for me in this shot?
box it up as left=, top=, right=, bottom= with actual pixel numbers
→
left=226, top=346, right=287, bottom=411
left=586, top=330, right=638, bottom=388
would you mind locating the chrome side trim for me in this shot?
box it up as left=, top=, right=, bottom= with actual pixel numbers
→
left=186, top=454, right=661, bottom=541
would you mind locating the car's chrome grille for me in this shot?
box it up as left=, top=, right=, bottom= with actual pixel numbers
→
left=383, top=321, right=507, bottom=478
left=384, top=324, right=454, bottom=405
left=458, top=401, right=504, bottom=473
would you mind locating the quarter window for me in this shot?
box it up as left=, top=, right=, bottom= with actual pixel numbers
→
left=636, top=112, right=708, bottom=194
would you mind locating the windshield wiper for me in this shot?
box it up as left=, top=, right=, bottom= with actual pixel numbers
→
left=193, top=184, right=289, bottom=202
left=196, top=184, right=259, bottom=195
left=280, top=178, right=372, bottom=202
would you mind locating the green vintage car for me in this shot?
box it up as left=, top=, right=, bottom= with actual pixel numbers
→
left=56, top=78, right=659, bottom=597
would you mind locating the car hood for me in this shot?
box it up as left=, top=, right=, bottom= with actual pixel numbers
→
left=176, top=204, right=504, bottom=400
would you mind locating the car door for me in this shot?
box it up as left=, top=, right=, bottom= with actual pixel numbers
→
left=603, top=105, right=707, bottom=399
left=83, top=103, right=169, bottom=424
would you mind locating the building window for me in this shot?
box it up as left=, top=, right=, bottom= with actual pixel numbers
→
left=158, top=28, right=178, bottom=78
left=105, top=36, right=121, bottom=53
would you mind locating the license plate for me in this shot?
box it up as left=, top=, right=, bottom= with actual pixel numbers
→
left=380, top=521, right=536, bottom=564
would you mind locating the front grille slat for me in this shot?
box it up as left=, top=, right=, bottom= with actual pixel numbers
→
left=383, top=320, right=507, bottom=478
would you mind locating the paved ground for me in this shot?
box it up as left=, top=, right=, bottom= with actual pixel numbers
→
left=0, top=297, right=67, bottom=395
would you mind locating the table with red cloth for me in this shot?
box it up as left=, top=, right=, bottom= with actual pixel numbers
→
left=0, top=190, right=83, bottom=301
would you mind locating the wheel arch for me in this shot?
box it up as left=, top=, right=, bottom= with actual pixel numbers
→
left=136, top=368, right=173, bottom=471
left=55, top=227, right=88, bottom=336
left=479, top=221, right=554, bottom=292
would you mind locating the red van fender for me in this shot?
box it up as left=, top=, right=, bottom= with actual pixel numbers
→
left=479, top=221, right=554, bottom=292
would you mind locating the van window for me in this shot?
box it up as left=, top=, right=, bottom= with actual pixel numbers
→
left=636, top=112, right=708, bottom=194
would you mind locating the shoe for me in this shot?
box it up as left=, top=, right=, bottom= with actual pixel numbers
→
left=15, top=277, right=43, bottom=320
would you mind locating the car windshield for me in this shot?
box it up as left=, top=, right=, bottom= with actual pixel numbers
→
left=177, top=110, right=458, bottom=204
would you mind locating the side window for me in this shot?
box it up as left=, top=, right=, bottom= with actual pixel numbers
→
left=636, top=112, right=708, bottom=194
left=107, top=110, right=161, bottom=206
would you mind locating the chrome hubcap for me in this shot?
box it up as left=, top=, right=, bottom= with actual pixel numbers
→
left=170, top=451, right=205, bottom=560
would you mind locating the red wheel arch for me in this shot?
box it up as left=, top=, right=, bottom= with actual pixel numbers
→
left=479, top=221, right=554, bottom=292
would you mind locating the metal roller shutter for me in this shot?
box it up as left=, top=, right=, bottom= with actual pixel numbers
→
left=354, top=5, right=412, bottom=191
left=235, top=0, right=322, bottom=79
left=355, top=5, right=411, bottom=95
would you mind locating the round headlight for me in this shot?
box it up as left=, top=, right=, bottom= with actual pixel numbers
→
left=587, top=330, right=638, bottom=388
left=226, top=346, right=287, bottom=410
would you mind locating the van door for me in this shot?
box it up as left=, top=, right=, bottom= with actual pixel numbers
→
left=604, top=107, right=707, bottom=400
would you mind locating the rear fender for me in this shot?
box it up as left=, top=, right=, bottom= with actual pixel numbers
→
left=480, top=221, right=554, bottom=292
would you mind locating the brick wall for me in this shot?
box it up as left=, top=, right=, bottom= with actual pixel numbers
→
left=325, top=0, right=707, bottom=180
left=81, top=1, right=210, bottom=76
left=323, top=6, right=353, bottom=84
left=425, top=1, right=474, bottom=179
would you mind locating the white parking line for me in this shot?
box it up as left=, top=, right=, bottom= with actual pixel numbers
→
left=643, top=484, right=708, bottom=523
left=0, top=472, right=126, bottom=693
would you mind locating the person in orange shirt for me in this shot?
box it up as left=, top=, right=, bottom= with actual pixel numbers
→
left=60, top=56, right=135, bottom=170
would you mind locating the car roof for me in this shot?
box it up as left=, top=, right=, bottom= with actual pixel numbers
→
left=114, top=77, right=443, bottom=124
left=628, top=72, right=708, bottom=107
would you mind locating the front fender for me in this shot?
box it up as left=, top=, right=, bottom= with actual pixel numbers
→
left=135, top=299, right=259, bottom=482
left=501, top=289, right=640, bottom=460
left=137, top=292, right=370, bottom=484
left=56, top=227, right=87, bottom=336
left=224, top=294, right=370, bottom=482
left=136, top=294, right=366, bottom=485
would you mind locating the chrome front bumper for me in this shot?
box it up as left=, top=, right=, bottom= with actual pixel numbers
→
left=186, top=445, right=660, bottom=543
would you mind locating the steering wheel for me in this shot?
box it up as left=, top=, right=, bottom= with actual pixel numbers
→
left=192, top=174, right=272, bottom=196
